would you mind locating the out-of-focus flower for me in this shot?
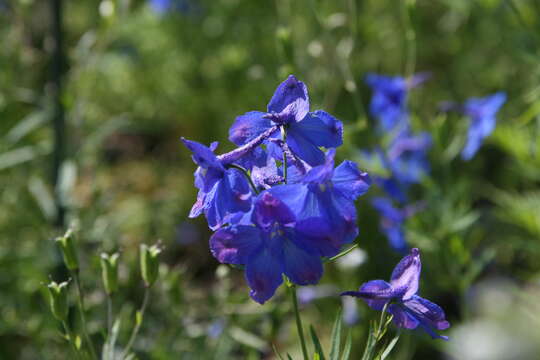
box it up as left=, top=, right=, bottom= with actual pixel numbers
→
left=341, top=248, right=450, bottom=340
left=207, top=318, right=226, bottom=339
left=336, top=248, right=367, bottom=270
left=365, top=73, right=428, bottom=132
left=371, top=197, right=412, bottom=253
left=461, top=92, right=506, bottom=160
left=342, top=296, right=360, bottom=326
left=297, top=285, right=339, bottom=304
left=149, top=0, right=193, bottom=14
left=229, top=75, right=343, bottom=166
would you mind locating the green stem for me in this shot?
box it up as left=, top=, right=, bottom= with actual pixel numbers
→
left=121, top=287, right=150, bottom=359
left=227, top=164, right=259, bottom=195
left=281, top=126, right=288, bottom=183
left=62, top=321, right=81, bottom=360
left=72, top=271, right=98, bottom=360
left=401, top=0, right=416, bottom=78
left=107, top=294, right=114, bottom=360
left=326, top=243, right=359, bottom=262
left=289, top=284, right=309, bottom=360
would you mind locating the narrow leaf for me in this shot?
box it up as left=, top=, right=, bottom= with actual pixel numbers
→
left=272, top=343, right=285, bottom=360
left=287, top=354, right=294, bottom=360
left=75, top=335, right=82, bottom=350
left=310, top=325, right=326, bottom=360
left=340, top=330, right=352, bottom=360
left=329, top=309, right=342, bottom=360
left=135, top=310, right=143, bottom=326
left=380, top=332, right=401, bottom=360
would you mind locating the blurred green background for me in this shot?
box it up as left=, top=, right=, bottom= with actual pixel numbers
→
left=1, top=0, right=540, bottom=358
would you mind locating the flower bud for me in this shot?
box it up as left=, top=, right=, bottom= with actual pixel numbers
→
left=100, top=252, right=120, bottom=295
left=47, top=280, right=69, bottom=321
left=55, top=229, right=79, bottom=271
left=140, top=243, right=162, bottom=287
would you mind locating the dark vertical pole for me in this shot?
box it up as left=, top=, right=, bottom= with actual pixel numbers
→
left=51, top=0, right=66, bottom=227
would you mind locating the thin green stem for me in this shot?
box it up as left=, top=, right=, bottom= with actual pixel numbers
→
left=289, top=284, right=308, bottom=360
left=281, top=126, right=288, bottom=183
left=401, top=0, right=416, bottom=78
left=227, top=164, right=259, bottom=195
left=326, top=243, right=359, bottom=262
left=121, top=287, right=150, bottom=359
left=107, top=294, right=114, bottom=360
left=72, top=271, right=98, bottom=360
left=62, top=321, right=81, bottom=360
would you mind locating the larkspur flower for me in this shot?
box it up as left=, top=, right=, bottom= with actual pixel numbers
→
left=366, top=73, right=428, bottom=132
left=341, top=248, right=450, bottom=340
left=385, top=131, right=432, bottom=185
left=286, top=149, right=372, bottom=256
left=181, top=138, right=252, bottom=230
left=371, top=197, right=409, bottom=253
left=229, top=75, right=343, bottom=166
left=461, top=92, right=506, bottom=160
left=149, top=0, right=193, bottom=14
left=210, top=189, right=330, bottom=304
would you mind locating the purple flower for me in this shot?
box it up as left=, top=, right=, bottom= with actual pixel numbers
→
left=149, top=0, right=193, bottom=14
left=365, top=73, right=428, bottom=132
left=371, top=197, right=408, bottom=253
left=461, top=92, right=506, bottom=160
left=386, top=131, right=432, bottom=185
left=341, top=248, right=450, bottom=340
left=210, top=189, right=330, bottom=304
left=229, top=75, right=343, bottom=166
left=181, top=138, right=252, bottom=230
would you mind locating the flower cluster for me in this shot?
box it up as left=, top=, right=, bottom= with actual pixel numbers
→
left=342, top=248, right=450, bottom=340
left=183, top=75, right=371, bottom=304
left=364, top=73, right=432, bottom=252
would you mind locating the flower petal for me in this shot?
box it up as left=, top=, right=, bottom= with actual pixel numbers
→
left=341, top=280, right=394, bottom=310
left=229, top=111, right=272, bottom=146
left=181, top=138, right=224, bottom=171
left=286, top=129, right=326, bottom=166
left=282, top=239, right=323, bottom=285
left=332, top=160, right=371, bottom=200
left=245, top=247, right=284, bottom=304
left=289, top=110, right=343, bottom=148
left=210, top=225, right=263, bottom=265
left=390, top=248, right=421, bottom=300
left=252, top=190, right=296, bottom=230
left=403, top=295, right=450, bottom=331
left=388, top=304, right=420, bottom=329
left=267, top=75, right=309, bottom=122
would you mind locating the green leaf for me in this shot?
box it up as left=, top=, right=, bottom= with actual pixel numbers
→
left=380, top=332, right=401, bottom=360
left=360, top=323, right=376, bottom=360
left=310, top=325, right=326, bottom=360
left=340, top=331, right=352, bottom=360
left=272, top=343, right=285, bottom=360
left=329, top=310, right=342, bottom=360
left=287, top=354, right=294, bottom=360
left=136, top=310, right=143, bottom=326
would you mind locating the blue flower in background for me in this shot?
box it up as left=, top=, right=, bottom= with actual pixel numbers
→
left=365, top=74, right=409, bottom=132
left=386, top=131, right=432, bottom=185
left=181, top=138, right=252, bottom=230
left=461, top=92, right=506, bottom=160
left=366, top=73, right=429, bottom=133
left=371, top=197, right=408, bottom=253
left=341, top=248, right=450, bottom=340
left=149, top=0, right=193, bottom=14
left=229, top=75, right=343, bottom=166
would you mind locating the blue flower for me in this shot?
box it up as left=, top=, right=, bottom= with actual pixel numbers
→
left=181, top=138, right=252, bottom=230
left=371, top=197, right=408, bottom=253
left=149, top=0, right=193, bottom=14
left=229, top=75, right=343, bottom=166
left=341, top=248, right=450, bottom=340
left=461, top=92, right=506, bottom=160
left=290, top=149, right=372, bottom=255
left=210, top=189, right=329, bottom=304
left=385, top=131, right=432, bottom=186
left=365, top=74, right=409, bottom=132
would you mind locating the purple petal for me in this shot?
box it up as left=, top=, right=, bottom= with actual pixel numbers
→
left=282, top=239, right=323, bottom=285
left=267, top=75, right=310, bottom=123
left=332, top=160, right=371, bottom=201
left=245, top=248, right=284, bottom=304
left=289, top=110, right=343, bottom=148
left=390, top=248, right=421, bottom=300
left=294, top=217, right=344, bottom=257
left=388, top=304, right=420, bottom=329
left=181, top=138, right=224, bottom=171
left=371, top=197, right=405, bottom=223
left=286, top=129, right=326, bottom=166
left=403, top=295, right=450, bottom=331
left=210, top=225, right=263, bottom=265
left=341, top=280, right=395, bottom=310
left=252, top=190, right=296, bottom=230
left=302, top=149, right=336, bottom=184
left=229, top=111, right=272, bottom=146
